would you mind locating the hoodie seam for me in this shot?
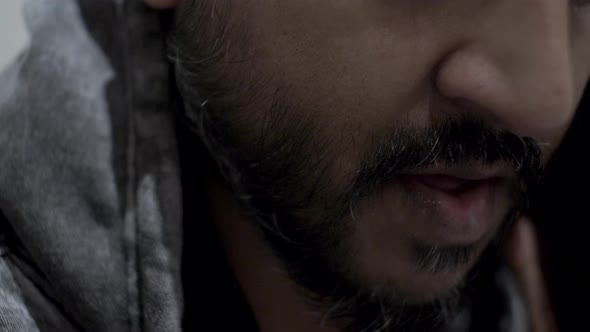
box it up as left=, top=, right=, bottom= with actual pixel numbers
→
left=117, top=1, right=141, bottom=332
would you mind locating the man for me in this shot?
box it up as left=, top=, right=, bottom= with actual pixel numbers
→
left=160, top=0, right=584, bottom=331
left=0, top=0, right=583, bottom=331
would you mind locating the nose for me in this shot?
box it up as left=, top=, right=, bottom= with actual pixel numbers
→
left=435, top=0, right=575, bottom=138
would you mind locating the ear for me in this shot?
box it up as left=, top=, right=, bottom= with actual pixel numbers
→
left=144, top=0, right=180, bottom=9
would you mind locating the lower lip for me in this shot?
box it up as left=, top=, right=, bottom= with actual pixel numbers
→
left=401, top=175, right=499, bottom=245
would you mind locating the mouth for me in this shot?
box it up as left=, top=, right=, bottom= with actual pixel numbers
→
left=400, top=165, right=513, bottom=246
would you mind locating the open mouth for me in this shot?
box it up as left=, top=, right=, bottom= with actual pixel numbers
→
left=399, top=166, right=511, bottom=246
left=412, top=174, right=489, bottom=194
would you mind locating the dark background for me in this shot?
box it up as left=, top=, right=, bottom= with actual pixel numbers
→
left=530, top=84, right=590, bottom=332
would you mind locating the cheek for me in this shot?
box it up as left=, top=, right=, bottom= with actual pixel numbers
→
left=236, top=0, right=451, bottom=131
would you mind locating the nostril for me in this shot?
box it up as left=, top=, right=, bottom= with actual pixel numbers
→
left=449, top=97, right=506, bottom=130
left=452, top=98, right=488, bottom=115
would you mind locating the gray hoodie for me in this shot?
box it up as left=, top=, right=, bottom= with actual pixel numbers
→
left=0, top=1, right=183, bottom=331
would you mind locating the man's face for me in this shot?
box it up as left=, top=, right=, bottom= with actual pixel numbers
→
left=173, top=0, right=590, bottom=329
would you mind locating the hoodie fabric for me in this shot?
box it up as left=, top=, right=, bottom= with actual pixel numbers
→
left=0, top=1, right=182, bottom=331
left=0, top=1, right=529, bottom=331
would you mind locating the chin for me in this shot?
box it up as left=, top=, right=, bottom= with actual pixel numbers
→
left=397, top=264, right=474, bottom=304
left=347, top=180, right=508, bottom=304
left=351, top=232, right=487, bottom=305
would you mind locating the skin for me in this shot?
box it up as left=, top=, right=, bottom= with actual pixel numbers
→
left=147, top=0, right=584, bottom=330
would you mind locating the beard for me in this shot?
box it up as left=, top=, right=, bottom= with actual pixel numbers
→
left=174, top=79, right=542, bottom=331
left=169, top=7, right=544, bottom=329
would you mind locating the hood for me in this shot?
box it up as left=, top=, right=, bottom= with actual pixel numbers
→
left=0, top=1, right=183, bottom=331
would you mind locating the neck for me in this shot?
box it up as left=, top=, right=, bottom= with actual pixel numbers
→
left=207, top=181, right=340, bottom=332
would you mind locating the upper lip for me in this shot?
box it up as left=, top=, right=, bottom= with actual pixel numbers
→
left=403, top=163, right=514, bottom=181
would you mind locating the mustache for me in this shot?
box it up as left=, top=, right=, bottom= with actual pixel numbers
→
left=349, top=116, right=545, bottom=201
